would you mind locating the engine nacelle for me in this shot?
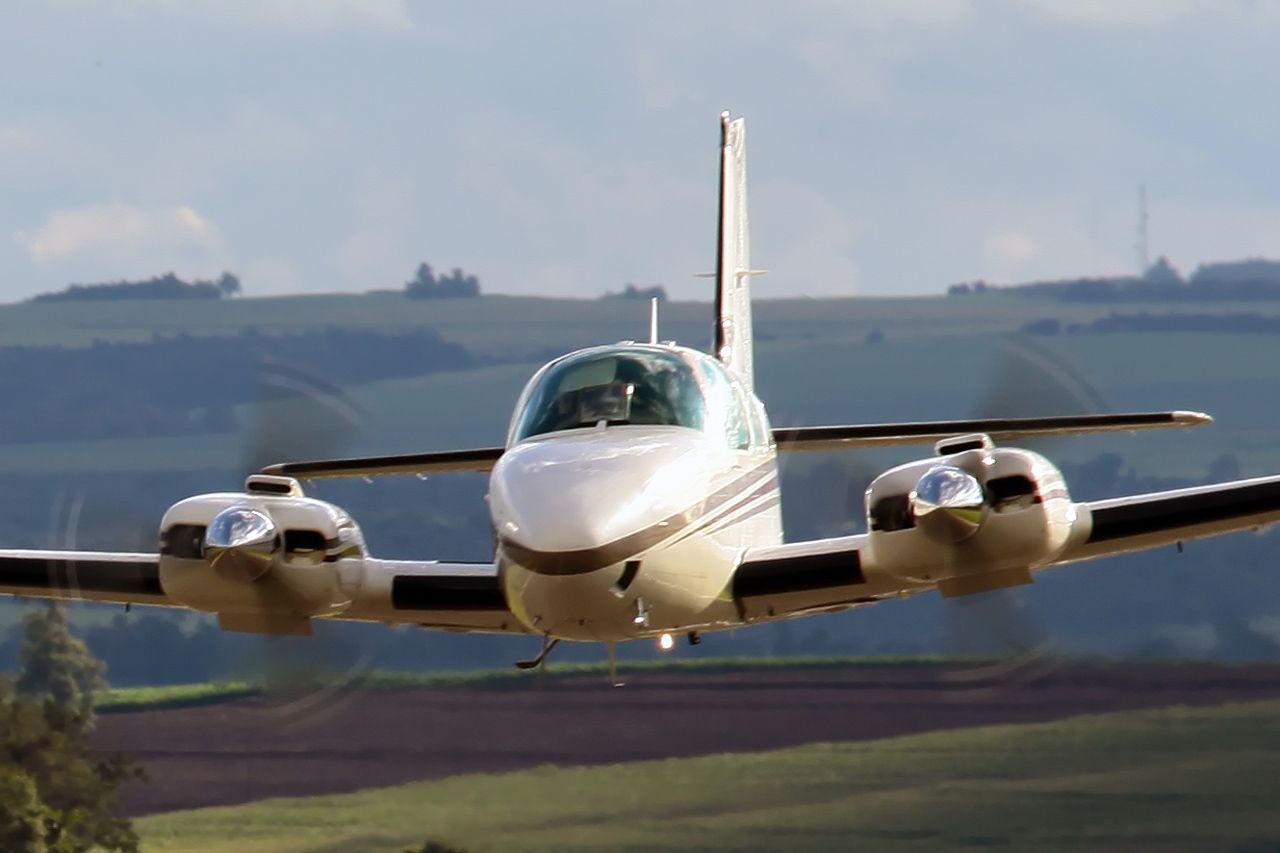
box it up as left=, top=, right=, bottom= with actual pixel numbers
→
left=864, top=438, right=1076, bottom=592
left=157, top=476, right=368, bottom=631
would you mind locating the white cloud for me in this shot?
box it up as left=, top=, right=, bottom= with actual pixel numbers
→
left=51, top=0, right=412, bottom=32
left=16, top=203, right=229, bottom=275
left=983, top=229, right=1040, bottom=268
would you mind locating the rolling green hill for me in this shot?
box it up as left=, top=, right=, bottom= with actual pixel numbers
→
left=2, top=293, right=1279, bottom=477
left=137, top=699, right=1280, bottom=852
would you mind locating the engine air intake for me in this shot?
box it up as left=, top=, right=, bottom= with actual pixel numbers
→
left=244, top=475, right=304, bottom=497
left=934, top=433, right=993, bottom=456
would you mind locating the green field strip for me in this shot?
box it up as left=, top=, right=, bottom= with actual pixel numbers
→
left=135, top=699, right=1280, bottom=852
left=95, top=655, right=987, bottom=713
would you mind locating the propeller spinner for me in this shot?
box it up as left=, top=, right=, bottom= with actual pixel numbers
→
left=203, top=506, right=280, bottom=583
left=911, top=464, right=986, bottom=543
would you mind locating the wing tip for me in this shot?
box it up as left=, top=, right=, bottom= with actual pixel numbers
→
left=1172, top=410, right=1214, bottom=427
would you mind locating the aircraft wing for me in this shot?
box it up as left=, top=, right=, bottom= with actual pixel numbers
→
left=0, top=550, right=529, bottom=635
left=1058, top=474, right=1280, bottom=564
left=260, top=446, right=504, bottom=480
left=773, top=411, right=1210, bottom=452
left=730, top=472, right=1280, bottom=622
left=731, top=535, right=931, bottom=621
left=0, top=551, right=169, bottom=607
left=345, top=558, right=529, bottom=635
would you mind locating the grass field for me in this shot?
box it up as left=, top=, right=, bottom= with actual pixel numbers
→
left=135, top=698, right=1280, bottom=852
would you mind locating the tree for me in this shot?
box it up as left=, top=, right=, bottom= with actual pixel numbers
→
left=0, top=606, right=140, bottom=852
left=0, top=762, right=47, bottom=853
left=216, top=272, right=242, bottom=298
left=1143, top=256, right=1184, bottom=287
left=16, top=605, right=105, bottom=736
left=602, top=283, right=667, bottom=301
left=405, top=263, right=481, bottom=299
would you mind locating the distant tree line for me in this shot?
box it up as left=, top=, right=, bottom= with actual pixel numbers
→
left=950, top=257, right=1280, bottom=302
left=404, top=263, right=480, bottom=299
left=1022, top=312, right=1280, bottom=337
left=30, top=272, right=241, bottom=304
left=601, top=284, right=668, bottom=301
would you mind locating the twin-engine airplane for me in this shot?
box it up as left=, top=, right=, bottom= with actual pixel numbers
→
left=3, top=113, right=1280, bottom=682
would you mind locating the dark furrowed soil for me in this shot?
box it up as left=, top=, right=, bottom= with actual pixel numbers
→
left=93, top=660, right=1280, bottom=816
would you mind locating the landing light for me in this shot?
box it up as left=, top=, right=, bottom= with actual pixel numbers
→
left=658, top=632, right=675, bottom=652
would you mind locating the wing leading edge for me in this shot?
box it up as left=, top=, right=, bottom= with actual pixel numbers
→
left=261, top=446, right=504, bottom=480
left=773, top=411, right=1210, bottom=452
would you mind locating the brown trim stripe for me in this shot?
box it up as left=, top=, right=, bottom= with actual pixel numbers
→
left=500, top=462, right=776, bottom=576
left=700, top=495, right=781, bottom=539
left=663, top=473, right=779, bottom=548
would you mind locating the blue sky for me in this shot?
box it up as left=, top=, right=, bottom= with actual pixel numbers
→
left=4, top=0, right=1280, bottom=301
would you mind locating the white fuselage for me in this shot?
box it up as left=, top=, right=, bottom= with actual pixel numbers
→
left=491, top=422, right=782, bottom=641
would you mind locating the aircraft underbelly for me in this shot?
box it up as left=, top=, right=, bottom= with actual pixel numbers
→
left=500, top=493, right=780, bottom=642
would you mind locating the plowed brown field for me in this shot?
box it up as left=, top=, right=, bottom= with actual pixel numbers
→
left=94, top=661, right=1280, bottom=816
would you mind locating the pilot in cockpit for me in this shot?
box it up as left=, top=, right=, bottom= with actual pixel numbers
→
left=519, top=351, right=705, bottom=438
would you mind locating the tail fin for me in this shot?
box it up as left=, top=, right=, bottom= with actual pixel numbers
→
left=713, top=112, right=757, bottom=391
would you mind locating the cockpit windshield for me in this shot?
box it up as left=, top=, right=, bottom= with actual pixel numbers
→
left=513, top=348, right=707, bottom=441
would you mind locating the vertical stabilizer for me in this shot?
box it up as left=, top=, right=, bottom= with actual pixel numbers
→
left=713, top=112, right=756, bottom=390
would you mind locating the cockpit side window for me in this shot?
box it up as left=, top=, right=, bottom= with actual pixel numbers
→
left=513, top=350, right=706, bottom=441
left=726, top=379, right=752, bottom=451
left=694, top=355, right=752, bottom=450
left=752, top=397, right=774, bottom=448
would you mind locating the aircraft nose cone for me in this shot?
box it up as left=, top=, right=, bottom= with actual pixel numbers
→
left=203, top=506, right=279, bottom=583
left=492, top=430, right=716, bottom=574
